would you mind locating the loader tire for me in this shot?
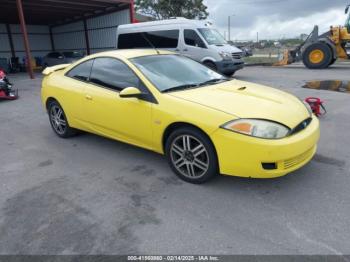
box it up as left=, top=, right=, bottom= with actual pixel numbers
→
left=302, top=42, right=332, bottom=69
left=329, top=58, right=337, bottom=66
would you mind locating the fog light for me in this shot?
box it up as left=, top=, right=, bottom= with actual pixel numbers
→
left=262, top=162, right=277, bottom=170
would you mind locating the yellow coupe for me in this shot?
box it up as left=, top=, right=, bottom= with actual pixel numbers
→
left=41, top=50, right=320, bottom=183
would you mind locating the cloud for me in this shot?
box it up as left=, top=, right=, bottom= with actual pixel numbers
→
left=204, top=0, right=348, bottom=40
left=227, top=8, right=347, bottom=40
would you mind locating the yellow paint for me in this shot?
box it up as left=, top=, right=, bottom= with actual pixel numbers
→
left=41, top=50, right=320, bottom=178
left=330, top=26, right=350, bottom=59
left=309, top=49, right=324, bottom=64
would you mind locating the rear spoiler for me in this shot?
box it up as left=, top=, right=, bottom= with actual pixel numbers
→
left=42, top=64, right=71, bottom=76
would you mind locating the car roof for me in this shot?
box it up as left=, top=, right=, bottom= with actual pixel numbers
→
left=88, top=49, right=174, bottom=60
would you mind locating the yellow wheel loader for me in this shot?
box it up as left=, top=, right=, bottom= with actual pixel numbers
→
left=276, top=4, right=350, bottom=69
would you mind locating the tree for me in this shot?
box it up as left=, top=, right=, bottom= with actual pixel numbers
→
left=135, top=0, right=209, bottom=20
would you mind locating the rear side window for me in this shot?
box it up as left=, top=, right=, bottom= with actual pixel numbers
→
left=184, top=30, right=206, bottom=48
left=118, top=30, right=179, bottom=49
left=66, top=59, right=93, bottom=81
left=89, top=58, right=140, bottom=92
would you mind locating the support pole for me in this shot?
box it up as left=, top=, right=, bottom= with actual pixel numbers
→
left=5, top=24, right=15, bottom=58
left=49, top=26, right=55, bottom=51
left=83, top=19, right=90, bottom=55
left=16, top=0, right=34, bottom=79
left=228, top=16, right=230, bottom=42
left=129, top=0, right=135, bottom=23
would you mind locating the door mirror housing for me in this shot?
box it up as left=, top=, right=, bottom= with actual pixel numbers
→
left=119, top=87, right=142, bottom=98
left=346, top=5, right=349, bottom=14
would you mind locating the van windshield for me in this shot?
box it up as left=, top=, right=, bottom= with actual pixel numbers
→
left=198, top=28, right=227, bottom=45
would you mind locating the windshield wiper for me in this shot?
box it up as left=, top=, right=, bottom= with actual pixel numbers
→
left=197, top=78, right=229, bottom=87
left=163, top=84, right=199, bottom=93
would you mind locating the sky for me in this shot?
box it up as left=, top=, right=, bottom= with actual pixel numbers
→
left=204, top=0, right=349, bottom=40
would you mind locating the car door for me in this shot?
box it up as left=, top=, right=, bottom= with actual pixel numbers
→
left=64, top=59, right=94, bottom=123
left=82, top=57, right=154, bottom=149
left=181, top=29, right=208, bottom=61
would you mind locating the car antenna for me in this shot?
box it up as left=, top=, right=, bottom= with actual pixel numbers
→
left=141, top=33, right=160, bottom=55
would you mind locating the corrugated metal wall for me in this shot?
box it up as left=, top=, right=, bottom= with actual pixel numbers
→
left=0, top=8, right=130, bottom=63
left=52, top=9, right=130, bottom=54
left=87, top=9, right=130, bottom=54
left=0, top=24, right=51, bottom=60
left=0, top=24, right=11, bottom=59
left=52, top=21, right=86, bottom=51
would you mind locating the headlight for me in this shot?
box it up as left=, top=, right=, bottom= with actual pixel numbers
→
left=221, top=119, right=290, bottom=139
left=219, top=51, right=232, bottom=60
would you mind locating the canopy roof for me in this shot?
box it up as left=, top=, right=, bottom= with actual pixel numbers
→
left=2, top=0, right=131, bottom=26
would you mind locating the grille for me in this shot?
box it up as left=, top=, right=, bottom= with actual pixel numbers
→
left=283, top=148, right=314, bottom=170
left=232, top=52, right=243, bottom=59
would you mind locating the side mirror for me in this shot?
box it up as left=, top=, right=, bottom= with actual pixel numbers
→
left=119, top=87, right=142, bottom=98
left=346, top=6, right=349, bottom=14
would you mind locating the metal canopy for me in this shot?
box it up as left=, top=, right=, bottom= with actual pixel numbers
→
left=1, top=0, right=133, bottom=79
left=1, top=0, right=131, bottom=26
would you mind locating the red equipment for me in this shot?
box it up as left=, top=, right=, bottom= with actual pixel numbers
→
left=305, top=97, right=326, bottom=117
left=0, top=68, right=18, bottom=100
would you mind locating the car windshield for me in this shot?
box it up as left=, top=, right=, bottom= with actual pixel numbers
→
left=131, top=55, right=228, bottom=92
left=63, top=51, right=83, bottom=58
left=198, top=28, right=227, bottom=45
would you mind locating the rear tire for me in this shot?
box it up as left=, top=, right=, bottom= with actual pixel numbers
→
left=302, top=42, right=333, bottom=69
left=48, top=100, right=78, bottom=138
left=203, top=61, right=217, bottom=72
left=165, top=127, right=218, bottom=184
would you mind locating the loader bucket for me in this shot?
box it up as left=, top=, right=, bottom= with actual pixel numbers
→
left=273, top=50, right=294, bottom=66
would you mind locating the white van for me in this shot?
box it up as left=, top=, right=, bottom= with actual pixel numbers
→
left=116, top=18, right=244, bottom=75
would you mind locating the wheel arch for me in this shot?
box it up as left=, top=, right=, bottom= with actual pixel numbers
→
left=303, top=39, right=336, bottom=59
left=46, top=97, right=59, bottom=111
left=162, top=122, right=217, bottom=156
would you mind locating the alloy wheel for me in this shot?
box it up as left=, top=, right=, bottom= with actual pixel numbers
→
left=170, top=135, right=209, bottom=179
left=50, top=105, right=67, bottom=135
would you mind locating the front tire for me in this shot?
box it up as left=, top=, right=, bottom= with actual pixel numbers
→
left=302, top=42, right=332, bottom=69
left=48, top=100, right=77, bottom=138
left=165, top=127, right=218, bottom=184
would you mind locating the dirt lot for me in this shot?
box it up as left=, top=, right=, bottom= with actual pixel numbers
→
left=0, top=62, right=350, bottom=255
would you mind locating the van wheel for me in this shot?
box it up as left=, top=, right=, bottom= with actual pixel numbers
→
left=224, top=71, right=235, bottom=77
left=204, top=61, right=217, bottom=71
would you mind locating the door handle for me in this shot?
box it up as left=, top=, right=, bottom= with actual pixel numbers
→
left=183, top=49, right=188, bottom=52
left=85, top=94, right=93, bottom=100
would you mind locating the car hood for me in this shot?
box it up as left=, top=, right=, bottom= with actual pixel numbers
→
left=168, top=79, right=310, bottom=128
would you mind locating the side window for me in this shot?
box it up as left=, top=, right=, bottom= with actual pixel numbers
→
left=66, top=59, right=93, bottom=81
left=184, top=30, right=206, bottom=48
left=147, top=30, right=179, bottom=48
left=118, top=30, right=179, bottom=49
left=118, top=33, right=149, bottom=49
left=89, top=58, right=140, bottom=92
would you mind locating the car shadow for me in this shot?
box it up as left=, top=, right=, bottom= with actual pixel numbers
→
left=70, top=131, right=320, bottom=197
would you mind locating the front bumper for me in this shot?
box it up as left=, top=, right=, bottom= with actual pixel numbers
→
left=211, top=115, right=320, bottom=178
left=215, top=60, right=244, bottom=75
